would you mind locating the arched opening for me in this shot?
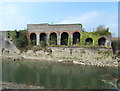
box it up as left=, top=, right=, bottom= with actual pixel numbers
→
left=50, top=32, right=57, bottom=45
left=73, top=32, right=80, bottom=44
left=85, top=38, right=93, bottom=45
left=61, top=32, right=69, bottom=45
left=98, top=37, right=106, bottom=46
left=16, top=32, right=20, bottom=38
left=30, top=33, right=36, bottom=45
left=40, top=33, right=47, bottom=43
left=7, top=32, right=10, bottom=38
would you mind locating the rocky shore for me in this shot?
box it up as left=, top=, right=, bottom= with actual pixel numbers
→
left=1, top=53, right=119, bottom=67
left=1, top=47, right=119, bottom=67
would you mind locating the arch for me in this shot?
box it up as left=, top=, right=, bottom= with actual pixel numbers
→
left=98, top=37, right=106, bottom=46
left=50, top=32, right=57, bottom=45
left=85, top=38, right=93, bottom=45
left=30, top=33, right=36, bottom=45
left=73, top=32, right=80, bottom=44
left=61, top=32, right=69, bottom=45
left=40, top=33, right=47, bottom=43
left=7, top=32, right=10, bottom=38
left=40, top=32, right=47, bottom=35
left=50, top=31, right=58, bottom=35
left=72, top=30, right=80, bottom=34
left=60, top=31, right=70, bottom=35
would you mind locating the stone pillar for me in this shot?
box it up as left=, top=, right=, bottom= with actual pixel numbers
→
left=46, top=34, right=49, bottom=45
left=105, top=40, right=111, bottom=47
left=71, top=34, right=73, bottom=45
left=57, top=34, right=61, bottom=45
left=36, top=34, right=40, bottom=45
left=109, top=41, right=111, bottom=46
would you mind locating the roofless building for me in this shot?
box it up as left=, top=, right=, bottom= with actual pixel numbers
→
left=26, top=23, right=111, bottom=47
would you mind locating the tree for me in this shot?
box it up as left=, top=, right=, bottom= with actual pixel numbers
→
left=96, top=25, right=106, bottom=31
left=10, top=30, right=28, bottom=49
left=94, top=25, right=111, bottom=35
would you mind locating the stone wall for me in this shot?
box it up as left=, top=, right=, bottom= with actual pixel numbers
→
left=50, top=47, right=112, bottom=60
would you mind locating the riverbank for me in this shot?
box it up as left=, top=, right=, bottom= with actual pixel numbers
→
left=1, top=47, right=119, bottom=67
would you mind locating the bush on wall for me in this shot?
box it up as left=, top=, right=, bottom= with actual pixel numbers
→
left=93, top=25, right=111, bottom=35
left=7, top=30, right=28, bottom=50
left=40, top=41, right=47, bottom=47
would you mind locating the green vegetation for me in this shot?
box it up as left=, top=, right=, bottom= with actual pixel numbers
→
left=80, top=25, right=111, bottom=45
left=40, top=41, right=47, bottom=47
left=29, top=40, right=36, bottom=45
left=93, top=25, right=111, bottom=35
left=49, top=36, right=57, bottom=45
left=80, top=32, right=100, bottom=46
left=7, top=30, right=28, bottom=51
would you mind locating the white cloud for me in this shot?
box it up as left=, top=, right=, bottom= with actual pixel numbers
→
left=59, top=11, right=104, bottom=24
left=59, top=11, right=118, bottom=36
left=0, top=4, right=118, bottom=37
left=0, top=4, right=29, bottom=30
left=59, top=11, right=106, bottom=32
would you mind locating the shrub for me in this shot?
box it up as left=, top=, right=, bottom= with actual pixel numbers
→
left=29, top=40, right=36, bottom=45
left=93, top=25, right=111, bottom=35
left=49, top=36, right=57, bottom=45
left=10, top=30, right=28, bottom=50
left=40, top=41, right=47, bottom=47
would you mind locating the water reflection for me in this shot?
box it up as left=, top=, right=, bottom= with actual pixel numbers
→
left=2, top=59, right=118, bottom=89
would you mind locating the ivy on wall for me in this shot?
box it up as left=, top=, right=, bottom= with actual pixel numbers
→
left=78, top=25, right=111, bottom=46
left=80, top=32, right=101, bottom=46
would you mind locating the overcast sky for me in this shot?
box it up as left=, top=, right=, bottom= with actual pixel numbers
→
left=0, top=2, right=118, bottom=37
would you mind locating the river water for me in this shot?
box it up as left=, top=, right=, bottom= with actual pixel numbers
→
left=2, top=59, right=118, bottom=89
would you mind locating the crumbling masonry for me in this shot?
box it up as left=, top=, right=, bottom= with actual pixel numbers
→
left=26, top=23, right=111, bottom=46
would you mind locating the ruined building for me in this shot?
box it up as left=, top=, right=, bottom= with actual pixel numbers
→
left=26, top=23, right=111, bottom=46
